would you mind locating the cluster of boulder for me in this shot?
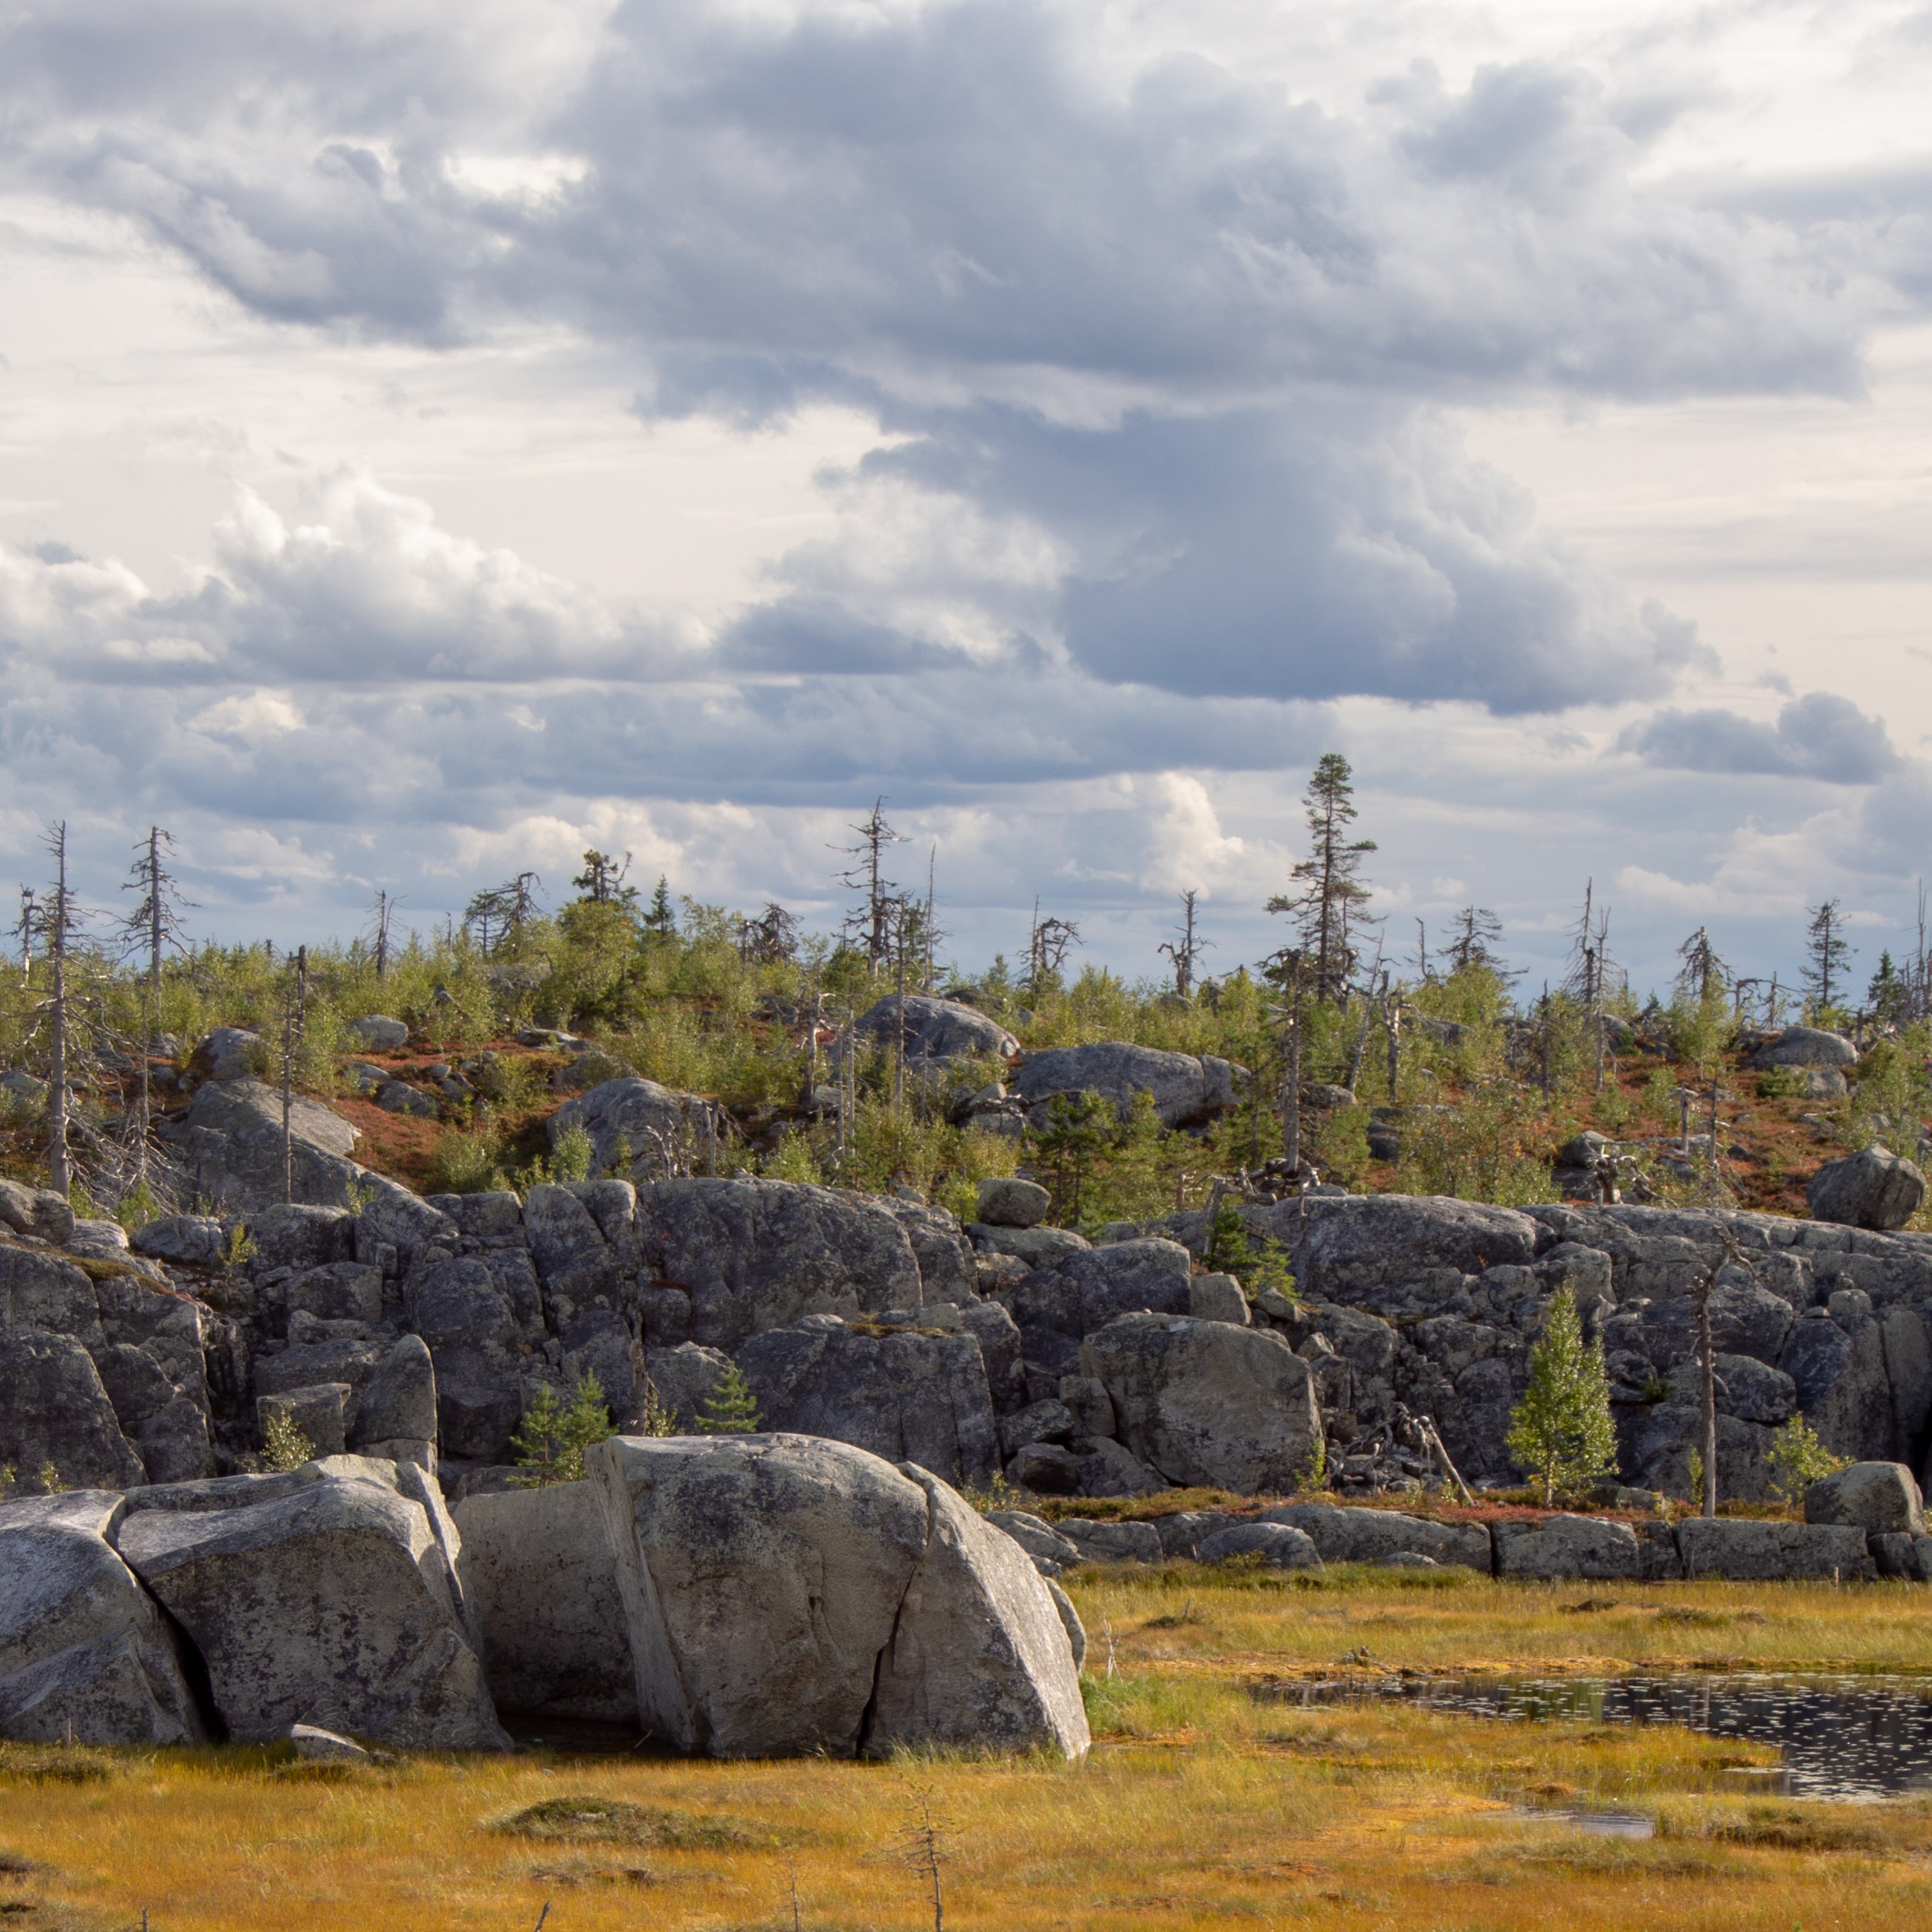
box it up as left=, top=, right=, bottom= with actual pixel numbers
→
left=0, top=1433, right=1087, bottom=1758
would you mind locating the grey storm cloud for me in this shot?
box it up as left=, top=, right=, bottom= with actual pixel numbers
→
left=0, top=0, right=1898, bottom=722
left=1622, top=691, right=1900, bottom=784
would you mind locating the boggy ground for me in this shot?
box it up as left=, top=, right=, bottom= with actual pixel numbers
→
left=7, top=1569, right=1932, bottom=1932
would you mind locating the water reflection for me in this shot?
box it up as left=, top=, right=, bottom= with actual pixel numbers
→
left=1274, top=1675, right=1932, bottom=1801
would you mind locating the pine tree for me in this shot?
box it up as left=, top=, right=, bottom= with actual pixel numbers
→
left=1505, top=1286, right=1617, bottom=1506
left=510, top=1374, right=617, bottom=1483
left=643, top=876, right=677, bottom=937
left=696, top=1363, right=762, bottom=1434
left=573, top=848, right=638, bottom=908
left=1675, top=927, right=1729, bottom=1004
left=1268, top=753, right=1375, bottom=997
left=1803, top=899, right=1851, bottom=1019
left=1444, top=906, right=1507, bottom=977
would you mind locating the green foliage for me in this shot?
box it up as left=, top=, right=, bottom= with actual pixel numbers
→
left=1756, top=1066, right=1808, bottom=1100
left=1505, top=1285, right=1618, bottom=1506
left=633, top=1375, right=678, bottom=1438
left=1766, top=1413, right=1850, bottom=1507
left=112, top=1177, right=160, bottom=1232
left=551, top=1122, right=595, bottom=1184
left=1033, top=1089, right=1114, bottom=1223
left=961, top=1470, right=1022, bottom=1514
left=257, top=1408, right=315, bottom=1475
left=696, top=1363, right=762, bottom=1434
left=430, top=1126, right=508, bottom=1194
left=220, top=1223, right=257, bottom=1270
left=511, top=1374, right=617, bottom=1484
left=760, top=1131, right=823, bottom=1186
left=1849, top=1023, right=1932, bottom=1155
left=1393, top=1081, right=1551, bottom=1207
left=1202, top=1200, right=1296, bottom=1300
left=36, top=1461, right=67, bottom=1496
left=0, top=1464, right=12, bottom=1499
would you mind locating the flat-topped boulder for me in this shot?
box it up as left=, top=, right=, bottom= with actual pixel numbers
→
left=1013, top=1043, right=1238, bottom=1130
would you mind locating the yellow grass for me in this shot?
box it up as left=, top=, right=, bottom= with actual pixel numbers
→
left=6, top=1569, right=1932, bottom=1932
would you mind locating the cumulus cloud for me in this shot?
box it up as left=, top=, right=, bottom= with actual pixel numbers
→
left=1621, top=690, right=1899, bottom=783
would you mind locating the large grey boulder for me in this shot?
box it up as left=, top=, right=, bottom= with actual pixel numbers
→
left=1261, top=1504, right=1491, bottom=1572
left=354, top=1335, right=439, bottom=1449
left=853, top=994, right=1019, bottom=1068
left=1013, top=1042, right=1236, bottom=1130
left=1780, top=1310, right=1895, bottom=1460
left=867, top=1463, right=1088, bottom=1759
left=1805, top=1460, right=1925, bottom=1535
left=189, top=1026, right=264, bottom=1083
left=735, top=1316, right=1001, bottom=1487
left=1808, top=1146, right=1927, bottom=1232
left=0, top=1331, right=145, bottom=1491
left=117, top=1462, right=508, bottom=1749
left=986, top=1510, right=1082, bottom=1574
left=452, top=1481, right=638, bottom=1724
left=586, top=1433, right=1084, bottom=1759
left=160, top=1077, right=363, bottom=1210
left=179, top=1077, right=359, bottom=1159
left=0, top=1179, right=76, bottom=1245
left=1081, top=1312, right=1321, bottom=1494
left=1010, top=1239, right=1194, bottom=1371
left=1492, top=1515, right=1640, bottom=1581
left=1750, top=1026, right=1858, bottom=1069
left=971, top=1224, right=1091, bottom=1269
left=0, top=1492, right=205, bottom=1745
left=977, top=1178, right=1050, bottom=1229
left=344, top=1015, right=409, bottom=1052
left=635, top=1178, right=922, bottom=1349
left=129, top=1216, right=230, bottom=1268
left=550, top=1077, right=712, bottom=1183
left=1676, top=1517, right=1872, bottom=1581
left=0, top=1244, right=102, bottom=1346
left=587, top=1433, right=932, bottom=1756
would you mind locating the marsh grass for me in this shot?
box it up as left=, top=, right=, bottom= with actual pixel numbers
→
left=12, top=1575, right=1932, bottom=1932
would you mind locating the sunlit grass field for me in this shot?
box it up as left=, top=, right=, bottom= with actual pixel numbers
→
left=7, top=1567, right=1931, bottom=1932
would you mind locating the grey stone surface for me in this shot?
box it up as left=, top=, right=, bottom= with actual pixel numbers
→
left=452, top=1481, right=638, bottom=1724
left=290, top=1722, right=370, bottom=1762
left=986, top=1510, right=1082, bottom=1574
left=0, top=1181, right=76, bottom=1245
left=1082, top=1312, right=1321, bottom=1494
left=854, top=994, right=1019, bottom=1068
left=867, top=1463, right=1087, bottom=1759
left=551, top=1077, right=712, bottom=1184
left=258, top=1384, right=350, bottom=1459
left=1675, top=1517, right=1873, bottom=1581
left=1264, top=1194, right=1539, bottom=1304
left=117, top=1467, right=508, bottom=1749
left=587, top=1433, right=931, bottom=1757
left=1781, top=1310, right=1895, bottom=1461
left=1196, top=1521, right=1320, bottom=1569
left=637, top=1178, right=922, bottom=1349
left=1005, top=1441, right=1082, bottom=1493
left=1749, top=1026, right=1858, bottom=1069
left=1805, top=1460, right=1925, bottom=1535
left=1261, top=1504, right=1492, bottom=1572
left=344, top=1015, right=409, bottom=1052
left=355, top=1335, right=439, bottom=1448
left=1011, top=1239, right=1194, bottom=1371
left=0, top=1330, right=145, bottom=1492
left=641, top=1342, right=732, bottom=1430
left=1013, top=1042, right=1239, bottom=1130
left=971, top=1224, right=1093, bottom=1268
left=738, top=1317, right=1001, bottom=1487
left=0, top=1491, right=205, bottom=1745
left=977, top=1178, right=1052, bottom=1229
left=129, top=1216, right=230, bottom=1268
left=1188, top=1273, right=1250, bottom=1325
left=1492, top=1514, right=1640, bottom=1581
left=0, top=1244, right=102, bottom=1346
left=1056, top=1517, right=1164, bottom=1564
left=873, top=1197, right=979, bottom=1305
left=408, top=1257, right=526, bottom=1462
left=1047, top=1578, right=1087, bottom=1672
left=1808, top=1146, right=1927, bottom=1232
left=189, top=1026, right=264, bottom=1083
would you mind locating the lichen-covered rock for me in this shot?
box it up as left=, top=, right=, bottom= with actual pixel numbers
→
left=550, top=1077, right=714, bottom=1184
left=1676, top=1517, right=1872, bottom=1581
left=635, top=1178, right=922, bottom=1350
left=1267, top=1194, right=1539, bottom=1304
left=588, top=1433, right=932, bottom=1756
left=1492, top=1514, right=1639, bottom=1581
left=0, top=1331, right=145, bottom=1491
left=407, top=1258, right=527, bottom=1462
left=1805, top=1460, right=1925, bottom=1536
left=853, top=994, right=1019, bottom=1068
left=0, top=1491, right=205, bottom=1745
left=1081, top=1312, right=1320, bottom=1494
left=1013, top=1042, right=1236, bottom=1129
left=452, top=1481, right=638, bottom=1724
left=872, top=1197, right=979, bottom=1305
left=1749, top=1026, right=1858, bottom=1069
left=354, top=1335, right=439, bottom=1449
left=867, top=1464, right=1087, bottom=1759
left=1196, top=1521, right=1320, bottom=1569
left=1808, top=1146, right=1928, bottom=1233
left=116, top=1462, right=507, bottom=1748
left=1010, top=1239, right=1194, bottom=1371
left=736, top=1317, right=1002, bottom=1487
left=1261, top=1504, right=1491, bottom=1572
left=977, top=1178, right=1051, bottom=1229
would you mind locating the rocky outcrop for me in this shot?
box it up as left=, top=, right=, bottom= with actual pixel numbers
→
left=1492, top=1514, right=1640, bottom=1581
left=736, top=1315, right=1001, bottom=1487
left=116, top=1458, right=508, bottom=1749
left=1196, top=1521, right=1319, bottom=1569
left=1013, top=1043, right=1238, bottom=1129
left=1805, top=1459, right=1925, bottom=1535
left=0, top=1491, right=205, bottom=1745
left=0, top=1330, right=147, bottom=1491
left=160, top=1078, right=362, bottom=1211
left=1675, top=1517, right=1872, bottom=1581
left=1261, top=1503, right=1491, bottom=1571
left=1010, top=1239, right=1194, bottom=1373
left=1749, top=1026, right=1858, bottom=1069
left=548, top=1077, right=716, bottom=1184
left=586, top=1433, right=1084, bottom=1759
left=637, top=1178, right=923, bottom=1349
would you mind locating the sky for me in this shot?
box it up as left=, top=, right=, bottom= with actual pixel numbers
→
left=2, top=0, right=1930, bottom=999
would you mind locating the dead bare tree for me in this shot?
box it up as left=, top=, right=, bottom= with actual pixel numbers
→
left=368, top=888, right=399, bottom=977
left=118, top=827, right=195, bottom=1187
left=1157, top=889, right=1212, bottom=998
left=29, top=825, right=81, bottom=1198
left=835, top=798, right=904, bottom=974
left=281, top=946, right=308, bottom=1205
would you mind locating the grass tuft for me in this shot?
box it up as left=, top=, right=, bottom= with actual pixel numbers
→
left=490, top=1795, right=766, bottom=1850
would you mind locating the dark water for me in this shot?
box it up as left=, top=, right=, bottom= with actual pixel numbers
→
left=1273, top=1675, right=1932, bottom=1801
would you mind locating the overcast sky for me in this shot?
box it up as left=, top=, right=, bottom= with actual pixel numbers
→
left=2, top=0, right=1930, bottom=998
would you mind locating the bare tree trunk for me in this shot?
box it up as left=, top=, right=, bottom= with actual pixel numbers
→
left=1698, top=1284, right=1718, bottom=1518
left=47, top=832, right=69, bottom=1199
left=893, top=925, right=906, bottom=1113
left=281, top=947, right=306, bottom=1204
left=1281, top=972, right=1302, bottom=1172
left=1384, top=997, right=1401, bottom=1103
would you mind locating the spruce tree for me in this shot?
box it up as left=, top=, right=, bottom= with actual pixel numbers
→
left=697, top=1363, right=762, bottom=1434
left=1268, top=753, right=1375, bottom=997
left=1803, top=899, right=1851, bottom=1019
left=1505, top=1286, right=1617, bottom=1506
